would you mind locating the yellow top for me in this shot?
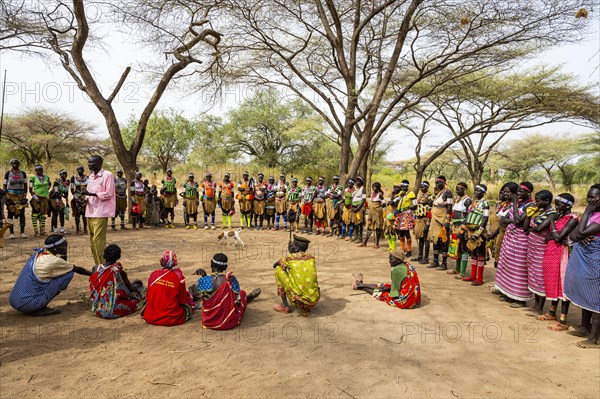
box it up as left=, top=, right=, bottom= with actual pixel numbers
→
left=400, top=191, right=416, bottom=211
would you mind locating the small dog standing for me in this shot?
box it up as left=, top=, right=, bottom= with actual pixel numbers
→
left=218, top=227, right=245, bottom=248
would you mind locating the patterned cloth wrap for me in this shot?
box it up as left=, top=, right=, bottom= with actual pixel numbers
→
left=89, top=262, right=146, bottom=319
left=373, top=264, right=421, bottom=309
left=275, top=252, right=320, bottom=312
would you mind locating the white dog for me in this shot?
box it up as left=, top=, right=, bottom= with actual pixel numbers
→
left=218, top=227, right=245, bottom=248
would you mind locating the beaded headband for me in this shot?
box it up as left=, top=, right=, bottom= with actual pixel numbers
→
left=556, top=196, right=574, bottom=206
left=211, top=257, right=227, bottom=266
left=45, top=236, right=66, bottom=248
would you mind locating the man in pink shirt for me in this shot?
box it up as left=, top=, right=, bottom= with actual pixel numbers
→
left=82, top=156, right=115, bottom=265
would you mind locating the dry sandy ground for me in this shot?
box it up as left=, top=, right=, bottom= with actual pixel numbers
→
left=0, top=218, right=599, bottom=398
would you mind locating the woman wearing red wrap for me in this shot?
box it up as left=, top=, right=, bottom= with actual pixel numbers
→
left=195, top=253, right=261, bottom=330
left=143, top=250, right=195, bottom=326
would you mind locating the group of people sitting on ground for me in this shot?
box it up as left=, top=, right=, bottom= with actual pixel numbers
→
left=7, top=234, right=332, bottom=329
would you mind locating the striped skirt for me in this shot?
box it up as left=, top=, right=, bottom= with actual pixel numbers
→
left=495, top=224, right=532, bottom=302
left=564, top=239, right=600, bottom=313
left=527, top=231, right=547, bottom=296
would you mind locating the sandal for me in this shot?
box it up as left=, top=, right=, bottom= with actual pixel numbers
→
left=447, top=270, right=459, bottom=275
left=535, top=313, right=556, bottom=321
left=548, top=322, right=569, bottom=332
left=351, top=274, right=362, bottom=290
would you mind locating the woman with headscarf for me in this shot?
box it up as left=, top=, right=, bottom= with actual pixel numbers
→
left=564, top=184, right=600, bottom=349
left=195, top=253, right=261, bottom=330
left=143, top=250, right=195, bottom=326
left=494, top=182, right=536, bottom=308
left=524, top=190, right=557, bottom=317
left=351, top=250, right=421, bottom=309
left=542, top=193, right=579, bottom=331
left=89, top=244, right=146, bottom=319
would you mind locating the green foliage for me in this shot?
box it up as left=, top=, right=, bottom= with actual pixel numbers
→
left=187, top=115, right=232, bottom=170
left=218, top=88, right=340, bottom=174
left=2, top=108, right=95, bottom=167
left=121, top=109, right=197, bottom=172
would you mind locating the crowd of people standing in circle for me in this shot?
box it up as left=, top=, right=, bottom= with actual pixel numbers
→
left=1, top=158, right=598, bottom=348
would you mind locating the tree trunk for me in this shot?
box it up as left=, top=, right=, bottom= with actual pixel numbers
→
left=339, top=127, right=352, bottom=180
left=471, top=161, right=484, bottom=188
left=413, top=166, right=425, bottom=193
left=358, top=151, right=369, bottom=181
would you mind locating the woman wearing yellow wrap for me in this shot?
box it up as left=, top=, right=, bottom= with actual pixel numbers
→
left=272, top=234, right=320, bottom=315
left=394, top=180, right=417, bottom=257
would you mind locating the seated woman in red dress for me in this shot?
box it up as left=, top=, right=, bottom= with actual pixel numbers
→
left=351, top=249, right=421, bottom=309
left=89, top=244, right=145, bottom=319
left=193, top=253, right=261, bottom=330
left=143, top=250, right=196, bottom=326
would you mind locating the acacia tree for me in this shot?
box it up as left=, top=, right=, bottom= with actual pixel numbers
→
left=223, top=0, right=594, bottom=179
left=3, top=0, right=222, bottom=181
left=121, top=110, right=196, bottom=172
left=497, top=134, right=584, bottom=191
left=220, top=88, right=332, bottom=170
left=2, top=108, right=94, bottom=166
left=402, top=67, right=599, bottom=190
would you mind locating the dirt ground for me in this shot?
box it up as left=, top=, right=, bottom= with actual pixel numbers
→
left=0, top=213, right=599, bottom=398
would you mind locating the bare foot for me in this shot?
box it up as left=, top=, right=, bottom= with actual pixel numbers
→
left=575, top=339, right=600, bottom=349
left=247, top=288, right=262, bottom=303
left=568, top=326, right=589, bottom=338
left=272, top=304, right=292, bottom=313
